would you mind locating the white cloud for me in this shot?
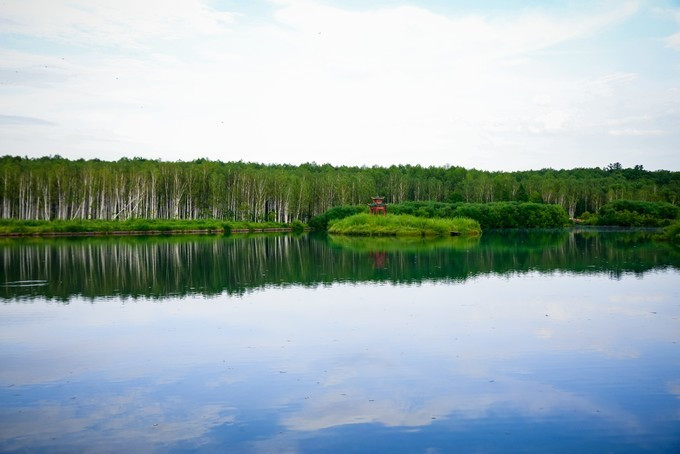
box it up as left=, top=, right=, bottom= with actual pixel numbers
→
left=608, top=128, right=665, bottom=136
left=663, top=8, right=680, bottom=49
left=605, top=114, right=652, bottom=126
left=667, top=32, right=680, bottom=49
left=0, top=0, right=236, bottom=47
left=0, top=114, right=54, bottom=125
left=529, top=110, right=571, bottom=133
left=2, top=0, right=678, bottom=170
left=586, top=72, right=638, bottom=97
left=531, top=94, right=552, bottom=106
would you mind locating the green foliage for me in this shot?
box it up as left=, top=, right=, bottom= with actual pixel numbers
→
left=314, top=201, right=569, bottom=230
left=0, top=218, right=301, bottom=235
left=327, top=213, right=481, bottom=237
left=308, top=205, right=368, bottom=231
left=595, top=200, right=679, bottom=227
left=291, top=220, right=305, bottom=234
left=579, top=211, right=595, bottom=224
left=386, top=201, right=569, bottom=229
left=1, top=156, right=678, bottom=224
left=661, top=221, right=680, bottom=243
left=516, top=184, right=529, bottom=202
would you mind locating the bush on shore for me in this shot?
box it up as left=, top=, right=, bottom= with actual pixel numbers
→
left=314, top=201, right=569, bottom=230
left=589, top=200, right=679, bottom=227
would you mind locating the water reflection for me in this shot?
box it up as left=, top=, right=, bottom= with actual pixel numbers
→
left=1, top=276, right=679, bottom=452
left=1, top=230, right=679, bottom=451
left=1, top=229, right=678, bottom=300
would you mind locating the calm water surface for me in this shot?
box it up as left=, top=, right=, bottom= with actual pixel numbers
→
left=1, top=230, right=679, bottom=452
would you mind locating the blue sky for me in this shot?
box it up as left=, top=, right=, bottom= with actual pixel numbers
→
left=0, top=0, right=678, bottom=170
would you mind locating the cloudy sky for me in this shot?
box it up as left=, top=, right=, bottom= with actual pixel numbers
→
left=0, top=0, right=678, bottom=170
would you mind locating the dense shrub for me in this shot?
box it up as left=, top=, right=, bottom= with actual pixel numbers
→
left=596, top=200, right=679, bottom=227
left=388, top=201, right=454, bottom=218
left=313, top=202, right=569, bottom=230
left=291, top=220, right=305, bottom=234
left=386, top=201, right=568, bottom=229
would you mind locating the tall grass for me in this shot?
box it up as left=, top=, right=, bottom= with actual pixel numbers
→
left=0, top=218, right=300, bottom=235
left=308, top=205, right=368, bottom=231
left=328, top=213, right=481, bottom=237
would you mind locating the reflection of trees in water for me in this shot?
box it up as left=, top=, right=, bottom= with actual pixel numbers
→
left=475, top=229, right=678, bottom=279
left=1, top=230, right=678, bottom=300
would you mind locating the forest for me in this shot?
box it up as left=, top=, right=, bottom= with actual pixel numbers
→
left=1, top=156, right=678, bottom=222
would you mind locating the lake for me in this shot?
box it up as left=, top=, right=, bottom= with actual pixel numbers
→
left=1, top=229, right=679, bottom=452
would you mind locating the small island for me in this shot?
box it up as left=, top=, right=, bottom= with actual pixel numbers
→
left=328, top=213, right=481, bottom=237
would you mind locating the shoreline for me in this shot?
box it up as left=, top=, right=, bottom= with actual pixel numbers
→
left=0, top=227, right=308, bottom=238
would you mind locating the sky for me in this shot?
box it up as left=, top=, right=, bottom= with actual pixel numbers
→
left=0, top=0, right=679, bottom=171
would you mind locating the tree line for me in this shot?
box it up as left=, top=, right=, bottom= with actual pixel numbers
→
left=1, top=155, right=678, bottom=222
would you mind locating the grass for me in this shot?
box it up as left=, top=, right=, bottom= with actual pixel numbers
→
left=327, top=213, right=481, bottom=237
left=0, top=218, right=303, bottom=236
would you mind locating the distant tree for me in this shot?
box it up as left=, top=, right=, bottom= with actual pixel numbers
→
left=516, top=184, right=529, bottom=202
left=606, top=162, right=623, bottom=172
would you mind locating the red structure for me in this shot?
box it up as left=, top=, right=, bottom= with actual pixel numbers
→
left=369, top=196, right=387, bottom=215
left=369, top=251, right=387, bottom=268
